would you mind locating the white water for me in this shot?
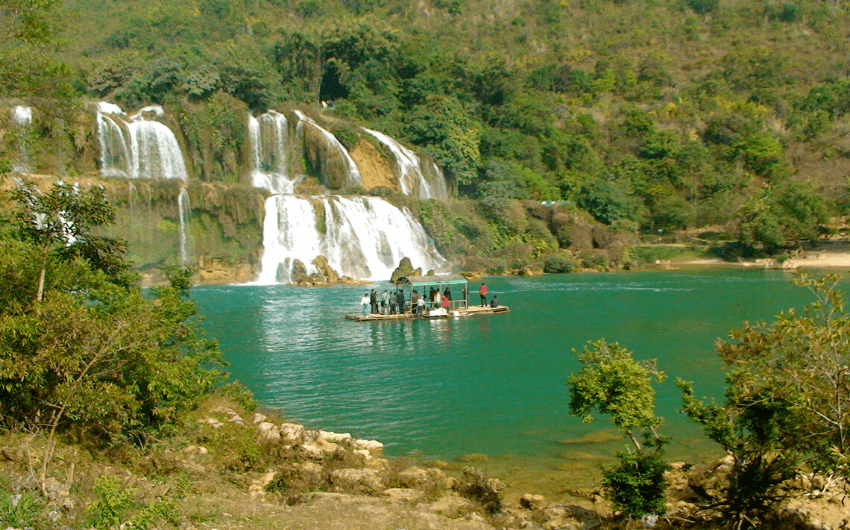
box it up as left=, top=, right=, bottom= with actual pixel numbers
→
left=96, top=103, right=188, bottom=180
left=10, top=106, right=33, bottom=173
left=244, top=110, right=452, bottom=284
left=249, top=111, right=300, bottom=194
left=362, top=128, right=449, bottom=201
left=294, top=110, right=363, bottom=188
left=255, top=195, right=448, bottom=284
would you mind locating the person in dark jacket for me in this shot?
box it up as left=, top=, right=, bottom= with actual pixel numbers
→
left=490, top=295, right=499, bottom=308
left=370, top=289, right=378, bottom=314
left=396, top=290, right=406, bottom=313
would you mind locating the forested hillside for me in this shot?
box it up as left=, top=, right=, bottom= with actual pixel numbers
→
left=3, top=0, right=850, bottom=264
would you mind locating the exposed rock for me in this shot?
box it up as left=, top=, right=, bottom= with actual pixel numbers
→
left=431, top=495, right=476, bottom=518
left=312, top=256, right=340, bottom=283
left=520, top=493, right=546, bottom=510
left=301, top=439, right=342, bottom=460
left=353, top=439, right=384, bottom=454
left=249, top=471, right=277, bottom=497
left=280, top=423, right=307, bottom=444
left=349, top=139, right=396, bottom=191
left=181, top=445, right=209, bottom=456
left=198, top=417, right=224, bottom=428
left=257, top=422, right=281, bottom=444
left=383, top=487, right=427, bottom=503
left=251, top=413, right=267, bottom=424
left=290, top=259, right=311, bottom=284
left=318, top=430, right=352, bottom=444
left=329, top=468, right=386, bottom=493
left=397, top=466, right=449, bottom=491
left=390, top=257, right=422, bottom=282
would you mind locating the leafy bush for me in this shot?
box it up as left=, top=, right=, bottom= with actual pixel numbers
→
left=567, top=340, right=669, bottom=520
left=0, top=181, right=226, bottom=451
left=678, top=274, right=850, bottom=526
left=603, top=450, right=670, bottom=518
left=543, top=255, right=577, bottom=273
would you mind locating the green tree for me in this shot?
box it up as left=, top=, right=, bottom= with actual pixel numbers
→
left=678, top=273, right=850, bottom=527
left=9, top=181, right=127, bottom=304
left=567, top=340, right=670, bottom=518
left=0, top=180, right=226, bottom=493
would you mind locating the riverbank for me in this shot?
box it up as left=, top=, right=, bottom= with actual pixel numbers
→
left=3, top=396, right=846, bottom=530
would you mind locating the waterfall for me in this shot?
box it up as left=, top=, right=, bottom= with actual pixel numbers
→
left=256, top=195, right=448, bottom=285
left=10, top=106, right=32, bottom=173
left=96, top=103, right=188, bottom=180
left=248, top=109, right=452, bottom=284
left=178, top=188, right=190, bottom=265
left=362, top=128, right=450, bottom=201
left=249, top=111, right=300, bottom=194
left=294, top=110, right=362, bottom=188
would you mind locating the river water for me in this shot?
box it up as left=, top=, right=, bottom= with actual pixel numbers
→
left=193, top=268, right=819, bottom=496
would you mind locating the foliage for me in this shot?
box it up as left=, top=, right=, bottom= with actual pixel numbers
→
left=678, top=273, right=850, bottom=527
left=9, top=181, right=129, bottom=303
left=567, top=340, right=669, bottom=518
left=0, top=489, right=45, bottom=529
left=456, top=467, right=501, bottom=514
left=543, top=254, right=577, bottom=273
left=603, top=450, right=670, bottom=518
left=0, top=180, right=226, bottom=455
left=86, top=475, right=173, bottom=530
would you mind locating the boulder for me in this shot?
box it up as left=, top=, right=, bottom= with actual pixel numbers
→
left=280, top=423, right=307, bottom=444
left=312, top=256, right=340, bottom=283
left=353, top=439, right=384, bottom=454
left=520, top=493, right=546, bottom=510
left=397, top=466, right=449, bottom=491
left=430, top=495, right=475, bottom=518
left=390, top=257, right=422, bottom=282
left=319, top=430, right=352, bottom=444
left=301, top=439, right=342, bottom=460
left=329, top=468, right=385, bottom=493
left=257, top=422, right=281, bottom=444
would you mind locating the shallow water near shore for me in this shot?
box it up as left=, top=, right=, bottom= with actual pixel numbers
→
left=193, top=269, right=823, bottom=499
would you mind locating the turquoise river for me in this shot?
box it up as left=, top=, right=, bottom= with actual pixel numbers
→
left=192, top=268, right=825, bottom=497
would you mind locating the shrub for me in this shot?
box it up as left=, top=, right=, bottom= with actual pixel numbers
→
left=543, top=255, right=577, bottom=273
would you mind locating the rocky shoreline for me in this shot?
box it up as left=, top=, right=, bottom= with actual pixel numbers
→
left=2, top=397, right=848, bottom=529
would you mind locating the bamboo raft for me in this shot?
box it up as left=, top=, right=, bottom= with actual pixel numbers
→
left=345, top=273, right=510, bottom=322
left=345, top=303, right=510, bottom=322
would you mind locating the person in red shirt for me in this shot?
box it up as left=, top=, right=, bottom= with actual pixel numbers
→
left=479, top=283, right=488, bottom=307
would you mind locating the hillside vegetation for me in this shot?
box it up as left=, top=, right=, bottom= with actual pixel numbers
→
left=2, top=0, right=850, bottom=268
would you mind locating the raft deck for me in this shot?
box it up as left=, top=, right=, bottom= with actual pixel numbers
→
left=345, top=304, right=510, bottom=322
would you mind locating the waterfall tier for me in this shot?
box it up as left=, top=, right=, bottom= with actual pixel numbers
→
left=294, top=110, right=363, bottom=190
left=96, top=103, right=188, bottom=180
left=249, top=111, right=301, bottom=194
left=10, top=106, right=33, bottom=173
left=257, top=195, right=448, bottom=284
left=362, top=128, right=449, bottom=201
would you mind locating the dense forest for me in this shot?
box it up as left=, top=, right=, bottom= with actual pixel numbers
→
left=3, top=0, right=850, bottom=266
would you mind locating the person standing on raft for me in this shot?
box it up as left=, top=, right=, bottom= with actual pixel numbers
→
left=479, top=283, right=488, bottom=307
left=360, top=293, right=370, bottom=317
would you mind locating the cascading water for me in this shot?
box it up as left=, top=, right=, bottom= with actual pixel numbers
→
left=255, top=195, right=448, bottom=284
left=96, top=103, right=188, bottom=181
left=10, top=106, right=32, bottom=173
left=249, top=111, right=301, bottom=194
left=249, top=109, right=451, bottom=284
left=294, top=110, right=362, bottom=188
left=362, top=128, right=449, bottom=201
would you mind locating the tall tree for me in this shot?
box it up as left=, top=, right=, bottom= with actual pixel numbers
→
left=9, top=180, right=126, bottom=303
